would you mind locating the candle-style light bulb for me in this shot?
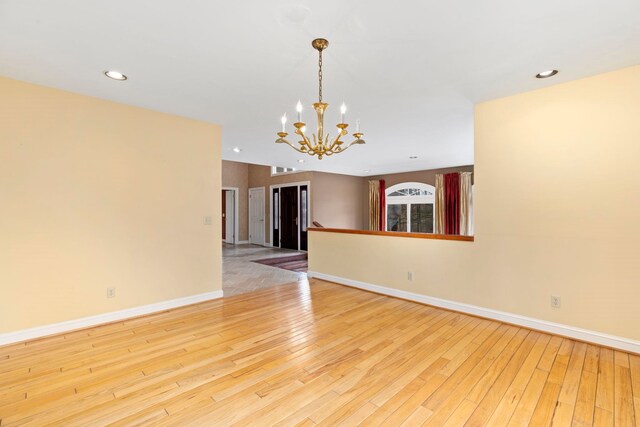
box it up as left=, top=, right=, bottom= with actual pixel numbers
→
left=296, top=100, right=303, bottom=122
left=340, top=102, right=347, bottom=123
left=356, top=118, right=360, bottom=132
left=281, top=113, right=287, bottom=132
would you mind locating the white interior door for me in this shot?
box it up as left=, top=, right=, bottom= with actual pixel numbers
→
left=249, top=187, right=265, bottom=245
left=224, top=190, right=234, bottom=244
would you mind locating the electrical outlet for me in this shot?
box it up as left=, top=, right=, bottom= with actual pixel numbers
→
left=407, top=271, right=413, bottom=281
left=550, top=295, right=561, bottom=309
left=107, top=287, right=116, bottom=298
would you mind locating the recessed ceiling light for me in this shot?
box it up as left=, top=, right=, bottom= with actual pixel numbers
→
left=535, top=69, right=558, bottom=79
left=297, top=159, right=305, bottom=163
left=104, top=70, right=127, bottom=81
left=409, top=156, right=418, bottom=159
left=364, top=170, right=370, bottom=173
left=232, top=147, right=242, bottom=153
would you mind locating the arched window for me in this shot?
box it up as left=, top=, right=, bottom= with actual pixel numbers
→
left=385, top=182, right=435, bottom=233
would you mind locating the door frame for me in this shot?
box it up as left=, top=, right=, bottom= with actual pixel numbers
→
left=269, top=180, right=311, bottom=251
left=248, top=186, right=266, bottom=246
left=222, top=187, right=239, bottom=244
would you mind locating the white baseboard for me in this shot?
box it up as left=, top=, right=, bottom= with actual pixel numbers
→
left=0, top=290, right=224, bottom=347
left=237, top=240, right=250, bottom=244
left=307, top=271, right=640, bottom=354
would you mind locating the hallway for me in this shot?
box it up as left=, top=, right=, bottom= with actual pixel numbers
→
left=222, top=243, right=308, bottom=297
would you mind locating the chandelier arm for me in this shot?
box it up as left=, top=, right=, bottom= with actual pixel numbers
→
left=326, top=130, right=347, bottom=152
left=343, top=138, right=366, bottom=150
left=275, top=137, right=307, bottom=154
left=296, top=130, right=315, bottom=151
left=325, top=139, right=340, bottom=153
left=332, top=138, right=365, bottom=153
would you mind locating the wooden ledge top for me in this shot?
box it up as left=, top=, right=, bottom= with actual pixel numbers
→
left=307, top=227, right=474, bottom=242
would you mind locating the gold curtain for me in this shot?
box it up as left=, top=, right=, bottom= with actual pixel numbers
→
left=368, top=180, right=381, bottom=231
left=459, top=172, right=473, bottom=236
left=434, top=174, right=445, bottom=234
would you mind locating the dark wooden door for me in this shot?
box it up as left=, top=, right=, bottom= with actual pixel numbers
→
left=280, top=186, right=298, bottom=250
left=221, top=190, right=226, bottom=240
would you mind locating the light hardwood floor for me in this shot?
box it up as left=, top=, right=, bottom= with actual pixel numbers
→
left=1, top=279, right=638, bottom=426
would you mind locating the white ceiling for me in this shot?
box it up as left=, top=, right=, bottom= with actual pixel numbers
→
left=1, top=0, right=639, bottom=176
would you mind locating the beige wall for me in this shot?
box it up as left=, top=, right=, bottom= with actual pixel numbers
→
left=363, top=166, right=474, bottom=229
left=0, top=77, right=222, bottom=334
left=310, top=65, right=640, bottom=341
left=313, top=171, right=363, bottom=230
left=222, top=160, right=249, bottom=241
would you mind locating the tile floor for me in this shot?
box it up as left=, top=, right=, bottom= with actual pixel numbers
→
left=222, top=243, right=308, bottom=296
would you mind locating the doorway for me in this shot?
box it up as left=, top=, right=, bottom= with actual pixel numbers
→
left=222, top=191, right=226, bottom=240
left=221, top=188, right=238, bottom=244
left=270, top=182, right=310, bottom=251
left=249, top=187, right=265, bottom=245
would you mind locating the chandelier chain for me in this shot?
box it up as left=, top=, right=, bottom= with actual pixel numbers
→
left=318, top=49, right=323, bottom=102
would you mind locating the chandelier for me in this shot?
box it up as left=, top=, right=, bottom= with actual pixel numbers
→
left=276, top=38, right=365, bottom=160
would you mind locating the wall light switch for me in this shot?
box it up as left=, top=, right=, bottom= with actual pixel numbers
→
left=203, top=216, right=212, bottom=225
